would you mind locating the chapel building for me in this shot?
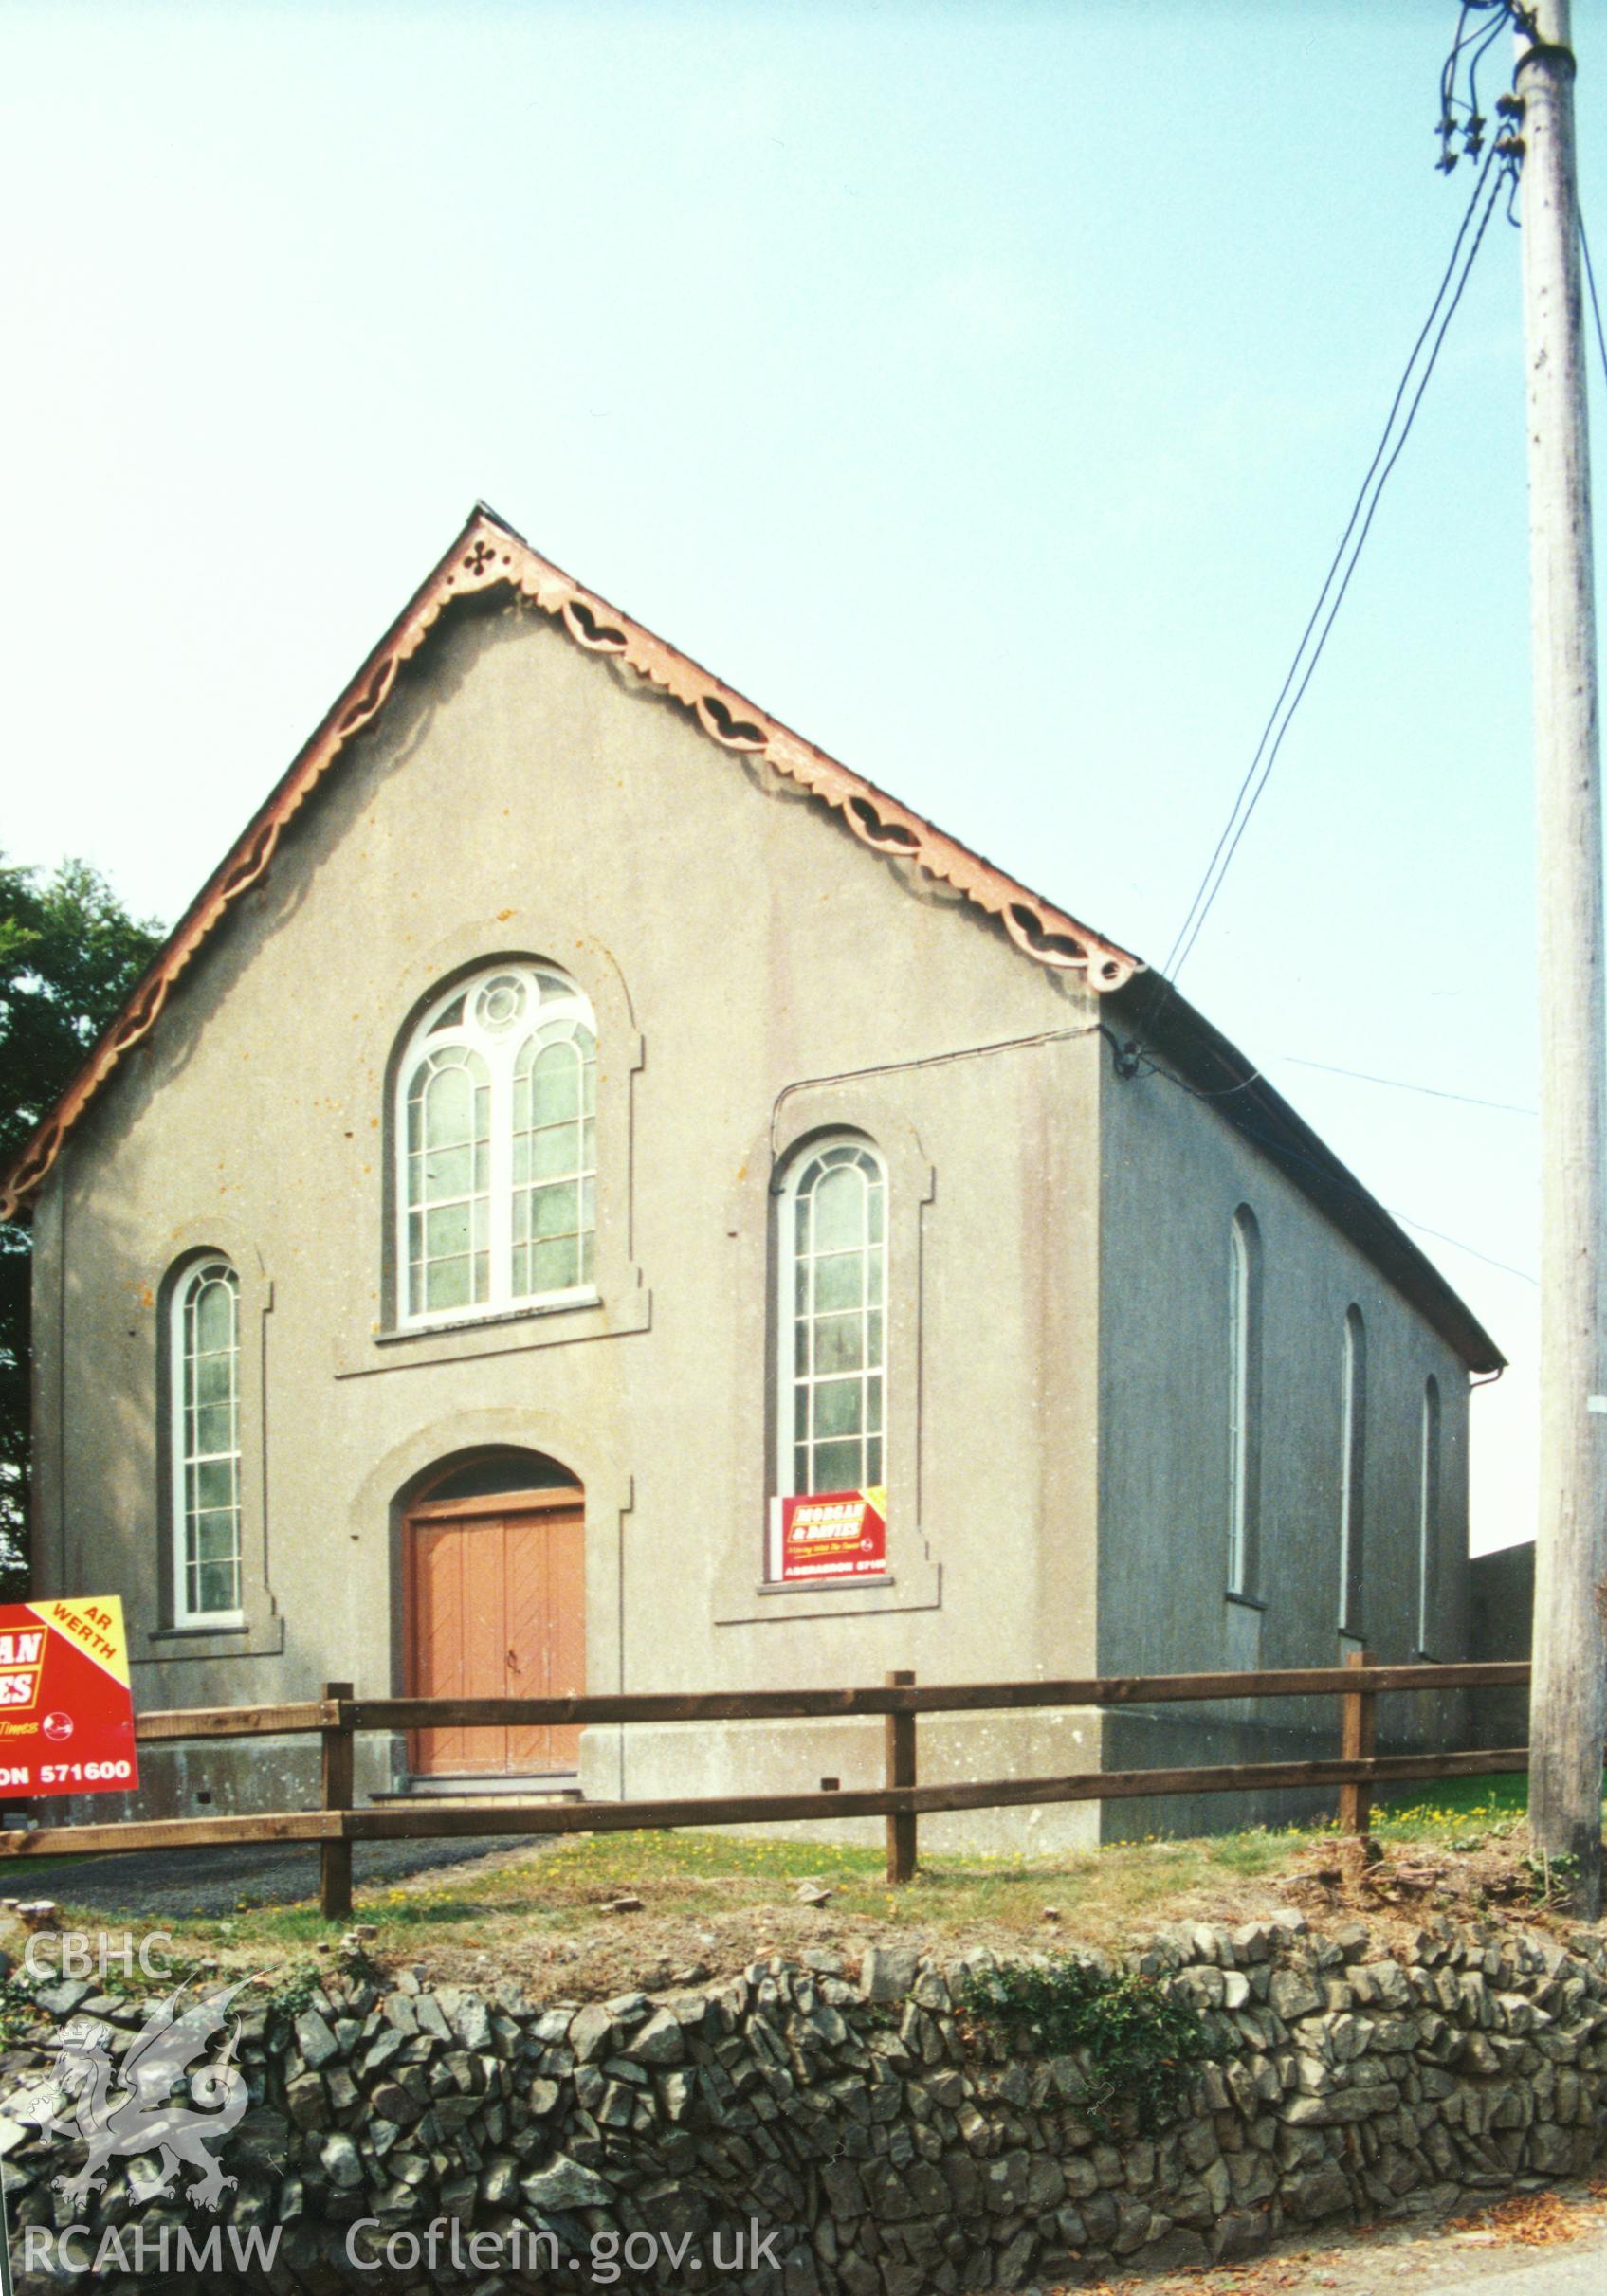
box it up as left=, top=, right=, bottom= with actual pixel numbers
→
left=3, top=507, right=1502, bottom=1841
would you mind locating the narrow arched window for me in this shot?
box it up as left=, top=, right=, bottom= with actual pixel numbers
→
left=407, top=1044, right=491, bottom=1315
left=513, top=1021, right=596, bottom=1297
left=1417, top=1376, right=1442, bottom=1655
left=1339, top=1304, right=1367, bottom=1636
left=1227, top=1207, right=1263, bottom=1600
left=395, top=963, right=596, bottom=1325
left=172, top=1258, right=243, bottom=1624
left=778, top=1138, right=886, bottom=1498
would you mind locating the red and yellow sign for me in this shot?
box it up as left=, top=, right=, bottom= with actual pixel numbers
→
left=775, top=1490, right=887, bottom=1582
left=0, top=1598, right=137, bottom=1797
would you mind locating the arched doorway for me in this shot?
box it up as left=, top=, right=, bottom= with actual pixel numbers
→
left=403, top=1449, right=585, bottom=1779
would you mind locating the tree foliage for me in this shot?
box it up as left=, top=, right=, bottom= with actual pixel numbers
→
left=1, top=856, right=164, bottom=1594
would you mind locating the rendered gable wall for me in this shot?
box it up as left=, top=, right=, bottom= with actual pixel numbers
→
left=32, top=597, right=1108, bottom=1843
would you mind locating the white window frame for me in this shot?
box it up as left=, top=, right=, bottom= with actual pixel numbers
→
left=171, top=1257, right=245, bottom=1629
left=775, top=1135, right=888, bottom=1507
left=1417, top=1376, right=1442, bottom=1655
left=394, top=963, right=598, bottom=1330
left=1227, top=1206, right=1262, bottom=1601
left=1339, top=1304, right=1367, bottom=1636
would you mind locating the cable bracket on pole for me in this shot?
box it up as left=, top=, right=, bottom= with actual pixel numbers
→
left=1515, top=38, right=1576, bottom=78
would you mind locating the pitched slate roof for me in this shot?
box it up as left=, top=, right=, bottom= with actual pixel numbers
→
left=0, top=503, right=1140, bottom=1224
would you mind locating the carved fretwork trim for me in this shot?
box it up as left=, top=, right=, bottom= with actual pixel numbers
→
left=0, top=506, right=1141, bottom=1220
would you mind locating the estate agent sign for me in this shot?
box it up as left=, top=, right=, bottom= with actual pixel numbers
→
left=772, top=1490, right=887, bottom=1583
left=0, top=1596, right=137, bottom=1796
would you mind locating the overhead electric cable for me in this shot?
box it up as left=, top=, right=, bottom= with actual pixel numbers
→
left=1273, top=1052, right=1537, bottom=1114
left=1582, top=211, right=1607, bottom=397
left=1437, top=0, right=1534, bottom=173
left=1385, top=1216, right=1537, bottom=1287
left=1156, top=140, right=1502, bottom=996
left=1107, top=13, right=1536, bottom=1302
left=1121, top=1041, right=1538, bottom=1287
left=1160, top=141, right=1511, bottom=991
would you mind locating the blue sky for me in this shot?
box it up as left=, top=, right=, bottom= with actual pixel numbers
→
left=6, top=2, right=1604, bottom=1553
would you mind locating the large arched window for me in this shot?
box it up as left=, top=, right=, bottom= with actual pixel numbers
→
left=396, top=963, right=596, bottom=1324
left=1227, top=1206, right=1263, bottom=1601
left=1339, top=1304, right=1367, bottom=1636
left=777, top=1137, right=887, bottom=1498
left=171, top=1257, right=243, bottom=1625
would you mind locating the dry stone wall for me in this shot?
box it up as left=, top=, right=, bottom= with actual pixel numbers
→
left=1, top=1907, right=1605, bottom=2293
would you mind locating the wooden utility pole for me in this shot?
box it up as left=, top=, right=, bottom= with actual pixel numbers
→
left=1516, top=0, right=1607, bottom=1916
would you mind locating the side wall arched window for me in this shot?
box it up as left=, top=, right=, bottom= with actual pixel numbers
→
left=395, top=962, right=596, bottom=1324
left=171, top=1257, right=243, bottom=1625
left=1417, top=1375, right=1442, bottom=1655
left=1227, top=1206, right=1263, bottom=1601
left=777, top=1137, right=887, bottom=1500
left=1339, top=1304, right=1368, bottom=1636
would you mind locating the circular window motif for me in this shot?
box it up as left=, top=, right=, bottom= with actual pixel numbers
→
left=473, top=974, right=527, bottom=1033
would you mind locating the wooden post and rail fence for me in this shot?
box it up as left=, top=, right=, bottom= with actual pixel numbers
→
left=0, top=1653, right=1532, bottom=1919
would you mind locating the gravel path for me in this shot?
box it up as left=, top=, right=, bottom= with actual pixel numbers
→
left=3, top=1835, right=526, bottom=1919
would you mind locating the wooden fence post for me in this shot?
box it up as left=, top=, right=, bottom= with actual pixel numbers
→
left=1337, top=1649, right=1377, bottom=1841
left=320, top=1681, right=355, bottom=1922
left=885, top=1669, right=918, bottom=1885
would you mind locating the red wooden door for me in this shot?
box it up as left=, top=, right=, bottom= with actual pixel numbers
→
left=407, top=1489, right=585, bottom=1776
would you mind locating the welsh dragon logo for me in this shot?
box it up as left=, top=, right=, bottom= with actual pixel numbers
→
left=17, top=1979, right=253, bottom=2211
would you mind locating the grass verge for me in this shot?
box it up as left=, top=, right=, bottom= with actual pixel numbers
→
left=5, top=1776, right=1587, bottom=2006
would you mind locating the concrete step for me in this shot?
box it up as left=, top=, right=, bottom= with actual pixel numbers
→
left=372, top=1773, right=583, bottom=1802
